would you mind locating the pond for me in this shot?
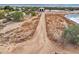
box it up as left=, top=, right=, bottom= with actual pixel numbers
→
left=65, top=14, right=79, bottom=24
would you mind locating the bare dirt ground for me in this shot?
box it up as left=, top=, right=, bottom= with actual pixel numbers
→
left=0, top=12, right=79, bottom=54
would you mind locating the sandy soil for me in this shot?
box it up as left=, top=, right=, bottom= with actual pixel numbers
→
left=0, top=12, right=79, bottom=54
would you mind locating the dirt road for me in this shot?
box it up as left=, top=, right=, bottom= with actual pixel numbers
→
left=0, top=12, right=79, bottom=54
left=4, top=12, right=53, bottom=53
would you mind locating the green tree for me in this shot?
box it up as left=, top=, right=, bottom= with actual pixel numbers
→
left=4, top=6, right=14, bottom=11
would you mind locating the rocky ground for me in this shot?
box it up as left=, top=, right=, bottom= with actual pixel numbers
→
left=0, top=12, right=79, bottom=54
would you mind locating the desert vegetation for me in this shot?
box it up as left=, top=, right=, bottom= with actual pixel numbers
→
left=11, top=11, right=24, bottom=22
left=0, top=10, right=5, bottom=19
left=0, top=6, right=38, bottom=22
left=63, top=24, right=79, bottom=46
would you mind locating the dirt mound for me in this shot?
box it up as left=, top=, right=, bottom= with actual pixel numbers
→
left=46, top=14, right=75, bottom=42
left=0, top=15, right=40, bottom=44
left=46, top=14, right=66, bottom=42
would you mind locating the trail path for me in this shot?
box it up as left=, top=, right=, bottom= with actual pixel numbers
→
left=6, top=12, right=53, bottom=53
left=0, top=12, right=79, bottom=54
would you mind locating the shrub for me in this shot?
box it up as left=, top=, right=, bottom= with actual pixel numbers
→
left=6, top=14, right=12, bottom=21
left=63, top=25, right=79, bottom=45
left=25, top=11, right=30, bottom=15
left=31, top=12, right=36, bottom=16
left=0, top=10, right=5, bottom=19
left=25, top=11, right=36, bottom=16
left=11, top=11, right=24, bottom=22
left=5, top=11, right=14, bottom=22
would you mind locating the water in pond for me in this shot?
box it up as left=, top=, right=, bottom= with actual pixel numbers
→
left=65, top=14, right=79, bottom=24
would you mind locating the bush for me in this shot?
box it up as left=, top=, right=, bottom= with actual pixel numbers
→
left=11, top=11, right=24, bottom=22
left=31, top=12, right=36, bottom=16
left=63, top=25, right=79, bottom=45
left=25, top=11, right=30, bottom=15
left=25, top=11, right=36, bottom=16
left=0, top=10, right=5, bottom=19
left=6, top=14, right=12, bottom=21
